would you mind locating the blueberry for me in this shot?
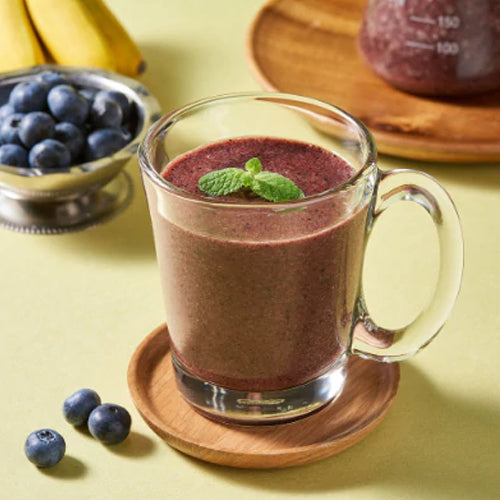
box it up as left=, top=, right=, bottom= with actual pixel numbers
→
left=29, top=139, right=71, bottom=169
left=36, top=71, right=69, bottom=91
left=79, top=88, right=98, bottom=106
left=0, top=144, right=29, bottom=167
left=86, top=128, right=127, bottom=160
left=90, top=95, right=123, bottom=128
left=19, top=112, right=55, bottom=149
left=63, top=388, right=101, bottom=427
left=0, top=103, right=14, bottom=121
left=0, top=113, right=25, bottom=145
left=24, top=429, right=65, bottom=468
left=54, top=122, right=85, bottom=161
left=88, top=404, right=131, bottom=444
left=47, top=85, right=89, bottom=126
left=9, top=81, right=47, bottom=113
left=94, top=90, right=131, bottom=121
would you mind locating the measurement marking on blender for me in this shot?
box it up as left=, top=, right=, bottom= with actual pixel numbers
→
left=438, top=15, right=461, bottom=29
left=405, top=40, right=435, bottom=51
left=437, top=41, right=460, bottom=55
left=409, top=14, right=461, bottom=29
left=409, top=15, right=436, bottom=25
left=405, top=40, right=460, bottom=55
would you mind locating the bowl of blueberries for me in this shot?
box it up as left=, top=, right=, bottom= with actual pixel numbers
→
left=0, top=65, right=161, bottom=233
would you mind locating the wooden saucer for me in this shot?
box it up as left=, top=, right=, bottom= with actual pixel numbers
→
left=127, top=324, right=400, bottom=468
left=246, top=0, right=500, bottom=162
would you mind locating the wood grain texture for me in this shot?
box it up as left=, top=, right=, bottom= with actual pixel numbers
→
left=127, top=324, right=400, bottom=469
left=246, top=0, right=500, bottom=162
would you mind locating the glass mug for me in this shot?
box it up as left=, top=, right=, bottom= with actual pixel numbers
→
left=138, top=93, right=463, bottom=424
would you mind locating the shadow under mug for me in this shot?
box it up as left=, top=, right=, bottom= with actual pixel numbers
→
left=138, top=93, right=463, bottom=424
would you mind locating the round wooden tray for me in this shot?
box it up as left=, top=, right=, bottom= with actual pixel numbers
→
left=246, top=0, right=500, bottom=163
left=127, top=324, right=400, bottom=468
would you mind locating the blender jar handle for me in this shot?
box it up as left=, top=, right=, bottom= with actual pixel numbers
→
left=352, top=169, right=463, bottom=361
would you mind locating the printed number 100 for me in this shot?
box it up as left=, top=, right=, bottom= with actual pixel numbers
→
left=437, top=41, right=460, bottom=55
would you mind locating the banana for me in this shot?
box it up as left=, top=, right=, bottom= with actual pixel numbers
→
left=0, top=0, right=45, bottom=72
left=85, top=0, right=146, bottom=77
left=25, top=0, right=116, bottom=71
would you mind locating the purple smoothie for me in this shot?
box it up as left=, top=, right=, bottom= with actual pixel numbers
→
left=148, top=137, right=369, bottom=391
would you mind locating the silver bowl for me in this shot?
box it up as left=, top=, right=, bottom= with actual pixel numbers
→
left=0, top=65, right=161, bottom=234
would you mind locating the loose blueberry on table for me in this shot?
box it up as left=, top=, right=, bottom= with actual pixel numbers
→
left=63, top=388, right=102, bottom=427
left=88, top=403, right=132, bottom=444
left=24, top=429, right=66, bottom=468
left=0, top=70, right=133, bottom=170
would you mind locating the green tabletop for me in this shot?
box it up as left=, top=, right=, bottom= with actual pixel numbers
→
left=2, top=1, right=498, bottom=499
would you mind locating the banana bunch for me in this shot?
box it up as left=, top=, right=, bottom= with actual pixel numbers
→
left=0, top=0, right=145, bottom=76
left=0, top=0, right=45, bottom=72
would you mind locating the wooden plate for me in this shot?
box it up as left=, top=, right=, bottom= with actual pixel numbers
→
left=246, top=0, right=500, bottom=162
left=127, top=324, right=400, bottom=468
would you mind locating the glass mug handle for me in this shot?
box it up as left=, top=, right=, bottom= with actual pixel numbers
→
left=352, top=169, right=464, bottom=361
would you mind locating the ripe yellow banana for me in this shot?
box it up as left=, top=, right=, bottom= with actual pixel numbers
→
left=0, top=0, right=45, bottom=72
left=85, top=0, right=146, bottom=77
left=25, top=0, right=116, bottom=71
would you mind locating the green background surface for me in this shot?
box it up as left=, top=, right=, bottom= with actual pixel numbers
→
left=2, top=1, right=498, bottom=499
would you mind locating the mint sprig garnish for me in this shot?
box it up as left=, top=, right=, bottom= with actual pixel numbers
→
left=198, top=157, right=305, bottom=202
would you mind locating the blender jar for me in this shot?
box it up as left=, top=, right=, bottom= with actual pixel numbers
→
left=358, top=0, right=500, bottom=96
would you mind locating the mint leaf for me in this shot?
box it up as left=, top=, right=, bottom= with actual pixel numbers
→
left=245, top=157, right=263, bottom=175
left=198, top=156, right=305, bottom=202
left=198, top=168, right=246, bottom=196
left=251, top=171, right=305, bottom=202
